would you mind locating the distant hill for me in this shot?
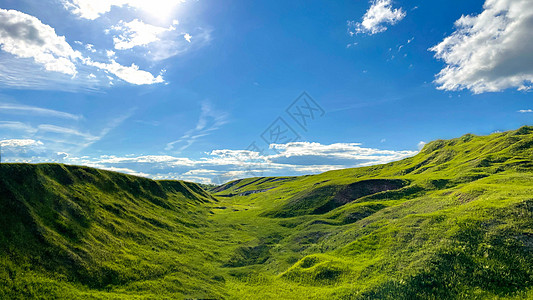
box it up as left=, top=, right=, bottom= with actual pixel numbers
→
left=2, top=127, right=533, bottom=299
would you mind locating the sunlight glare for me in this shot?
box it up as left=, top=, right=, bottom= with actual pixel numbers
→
left=130, top=0, right=185, bottom=22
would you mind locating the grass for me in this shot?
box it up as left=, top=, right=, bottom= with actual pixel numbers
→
left=1, top=126, right=533, bottom=299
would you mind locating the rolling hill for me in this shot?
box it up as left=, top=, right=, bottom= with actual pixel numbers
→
left=1, top=127, right=533, bottom=299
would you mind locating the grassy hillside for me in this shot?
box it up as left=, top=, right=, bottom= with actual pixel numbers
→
left=209, top=127, right=533, bottom=299
left=0, top=164, right=224, bottom=299
left=1, top=127, right=533, bottom=299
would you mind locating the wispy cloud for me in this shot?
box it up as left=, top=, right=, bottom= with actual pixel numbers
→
left=348, top=0, right=406, bottom=36
left=77, top=108, right=136, bottom=152
left=166, top=102, right=229, bottom=152
left=0, top=54, right=99, bottom=91
left=397, top=37, right=414, bottom=52
left=62, top=0, right=186, bottom=20
left=0, top=102, right=82, bottom=120
left=145, top=26, right=212, bottom=61
left=0, top=121, right=37, bottom=134
left=109, top=19, right=178, bottom=50
left=518, top=109, right=533, bottom=113
left=37, top=124, right=95, bottom=139
left=0, top=103, right=135, bottom=156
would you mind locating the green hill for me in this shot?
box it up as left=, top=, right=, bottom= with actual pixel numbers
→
left=0, top=164, right=224, bottom=299
left=1, top=127, right=533, bottom=299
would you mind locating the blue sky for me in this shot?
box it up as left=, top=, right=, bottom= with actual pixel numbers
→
left=1, top=0, right=532, bottom=183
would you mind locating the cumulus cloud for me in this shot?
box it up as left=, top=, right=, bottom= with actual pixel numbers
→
left=0, top=1, right=205, bottom=86
left=348, top=0, right=406, bottom=35
left=101, top=142, right=416, bottom=183
left=54, top=152, right=69, bottom=160
left=0, top=9, right=165, bottom=88
left=0, top=9, right=81, bottom=75
left=0, top=139, right=47, bottom=159
left=0, top=139, right=419, bottom=184
left=83, top=58, right=164, bottom=85
left=430, top=0, right=533, bottom=93
left=268, top=142, right=416, bottom=166
left=0, top=139, right=43, bottom=148
left=110, top=19, right=178, bottom=50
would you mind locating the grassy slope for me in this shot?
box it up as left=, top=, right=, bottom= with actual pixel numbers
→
left=210, top=127, right=533, bottom=299
left=1, top=127, right=533, bottom=299
left=0, top=164, right=225, bottom=299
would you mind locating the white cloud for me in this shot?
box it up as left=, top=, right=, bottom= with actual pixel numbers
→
left=110, top=19, right=178, bottom=50
left=0, top=105, right=134, bottom=158
left=60, top=1, right=208, bottom=62
left=151, top=27, right=212, bottom=61
left=55, top=152, right=69, bottom=160
left=346, top=42, right=358, bottom=48
left=268, top=142, right=416, bottom=166
left=37, top=124, right=96, bottom=139
left=62, top=0, right=186, bottom=20
left=0, top=9, right=165, bottom=88
left=94, top=166, right=150, bottom=177
left=0, top=9, right=81, bottom=76
left=430, top=0, right=533, bottom=93
left=0, top=102, right=82, bottom=120
left=96, top=155, right=195, bottom=166
left=348, top=0, right=406, bottom=35
left=418, top=141, right=426, bottom=150
left=0, top=139, right=43, bottom=148
left=0, top=121, right=37, bottom=134
left=84, top=58, right=164, bottom=85
left=519, top=109, right=533, bottom=113
left=2, top=140, right=418, bottom=184
left=0, top=139, right=55, bottom=160
left=85, top=43, right=96, bottom=53
left=107, top=20, right=210, bottom=61
left=75, top=109, right=136, bottom=152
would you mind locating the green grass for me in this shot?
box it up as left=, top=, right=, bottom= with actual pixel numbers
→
left=0, top=164, right=225, bottom=299
left=1, top=126, right=533, bottom=299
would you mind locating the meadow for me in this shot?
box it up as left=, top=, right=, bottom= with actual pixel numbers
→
left=1, top=127, right=532, bottom=299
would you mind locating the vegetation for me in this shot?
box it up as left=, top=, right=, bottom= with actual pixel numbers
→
left=1, top=127, right=533, bottom=299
